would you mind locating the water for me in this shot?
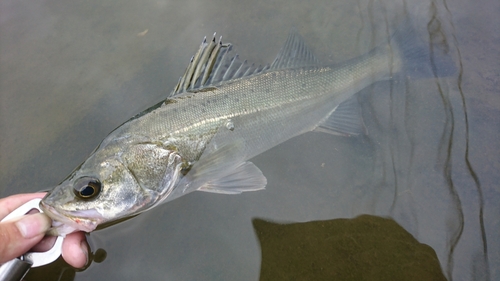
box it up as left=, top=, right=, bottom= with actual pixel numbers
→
left=0, top=0, right=498, bottom=280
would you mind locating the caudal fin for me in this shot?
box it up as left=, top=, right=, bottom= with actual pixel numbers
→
left=393, top=18, right=456, bottom=78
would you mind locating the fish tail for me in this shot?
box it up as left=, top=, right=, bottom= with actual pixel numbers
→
left=392, top=18, right=456, bottom=78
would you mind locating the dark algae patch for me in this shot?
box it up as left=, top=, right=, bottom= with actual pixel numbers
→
left=253, top=215, right=446, bottom=281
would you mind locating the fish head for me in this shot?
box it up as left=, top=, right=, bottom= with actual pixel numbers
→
left=40, top=153, right=156, bottom=236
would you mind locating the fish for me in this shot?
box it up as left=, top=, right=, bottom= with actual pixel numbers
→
left=40, top=20, right=455, bottom=235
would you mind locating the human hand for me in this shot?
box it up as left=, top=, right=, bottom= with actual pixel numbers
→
left=0, top=193, right=88, bottom=268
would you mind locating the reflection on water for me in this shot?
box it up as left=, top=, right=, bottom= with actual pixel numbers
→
left=25, top=248, right=106, bottom=281
left=1, top=0, right=497, bottom=280
left=254, top=216, right=446, bottom=281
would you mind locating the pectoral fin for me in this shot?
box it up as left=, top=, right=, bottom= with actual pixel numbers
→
left=174, top=121, right=267, bottom=197
left=198, top=161, right=266, bottom=194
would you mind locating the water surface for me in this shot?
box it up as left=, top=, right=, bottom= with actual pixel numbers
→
left=0, top=0, right=498, bottom=280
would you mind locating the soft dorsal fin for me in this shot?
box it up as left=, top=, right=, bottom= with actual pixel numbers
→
left=269, top=28, right=320, bottom=70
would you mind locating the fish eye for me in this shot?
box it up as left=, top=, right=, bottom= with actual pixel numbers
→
left=73, top=177, right=101, bottom=199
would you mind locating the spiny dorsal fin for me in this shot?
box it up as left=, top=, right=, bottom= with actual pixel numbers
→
left=171, top=34, right=223, bottom=96
left=169, top=33, right=268, bottom=97
left=270, top=28, right=319, bottom=69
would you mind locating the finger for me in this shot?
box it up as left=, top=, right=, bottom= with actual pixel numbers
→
left=0, top=213, right=51, bottom=263
left=30, top=235, right=58, bottom=252
left=62, top=232, right=88, bottom=268
left=0, top=193, right=47, bottom=218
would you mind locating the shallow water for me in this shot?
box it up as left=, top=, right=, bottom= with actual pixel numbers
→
left=1, top=0, right=498, bottom=280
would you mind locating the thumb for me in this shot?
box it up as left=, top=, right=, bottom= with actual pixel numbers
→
left=0, top=213, right=51, bottom=263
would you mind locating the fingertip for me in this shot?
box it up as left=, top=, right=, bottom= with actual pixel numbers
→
left=15, top=213, right=51, bottom=239
left=62, top=232, right=88, bottom=268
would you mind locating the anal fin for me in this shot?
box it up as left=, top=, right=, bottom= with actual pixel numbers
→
left=314, top=96, right=366, bottom=136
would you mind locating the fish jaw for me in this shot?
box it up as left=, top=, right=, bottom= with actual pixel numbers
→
left=40, top=198, right=101, bottom=235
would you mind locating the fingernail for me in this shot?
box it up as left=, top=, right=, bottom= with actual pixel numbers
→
left=15, top=213, right=51, bottom=239
left=80, top=240, right=89, bottom=266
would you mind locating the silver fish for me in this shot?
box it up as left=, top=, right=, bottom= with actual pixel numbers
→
left=40, top=23, right=453, bottom=235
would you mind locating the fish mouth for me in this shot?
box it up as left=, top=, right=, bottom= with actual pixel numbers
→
left=39, top=201, right=100, bottom=235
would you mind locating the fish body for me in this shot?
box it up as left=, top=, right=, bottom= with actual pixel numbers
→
left=40, top=23, right=453, bottom=235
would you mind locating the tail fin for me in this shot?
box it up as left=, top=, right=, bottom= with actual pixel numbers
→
left=392, top=18, right=456, bottom=78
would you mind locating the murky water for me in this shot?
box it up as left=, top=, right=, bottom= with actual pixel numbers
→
left=1, top=0, right=498, bottom=280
